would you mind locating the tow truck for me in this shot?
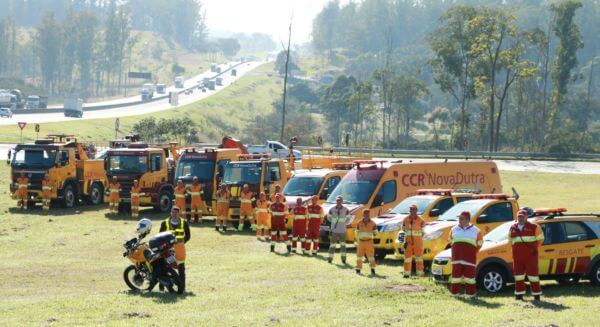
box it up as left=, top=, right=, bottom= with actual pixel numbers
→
left=372, top=189, right=477, bottom=260
left=421, top=193, right=520, bottom=262
left=104, top=142, right=181, bottom=213
left=10, top=134, right=107, bottom=208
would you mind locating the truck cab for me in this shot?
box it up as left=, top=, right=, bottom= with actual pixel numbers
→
left=10, top=135, right=106, bottom=208
left=223, top=155, right=291, bottom=218
left=174, top=147, right=241, bottom=214
left=104, top=143, right=179, bottom=212
left=421, top=194, right=519, bottom=262
left=283, top=168, right=347, bottom=209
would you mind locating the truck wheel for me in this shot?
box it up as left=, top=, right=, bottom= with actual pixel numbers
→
left=155, top=190, right=173, bottom=213
left=375, top=250, right=387, bottom=262
left=589, top=261, right=600, bottom=286
left=62, top=184, right=77, bottom=208
left=87, top=182, right=104, bottom=205
left=477, top=265, right=507, bottom=293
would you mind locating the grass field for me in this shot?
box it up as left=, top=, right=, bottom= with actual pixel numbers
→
left=1, top=166, right=599, bottom=326
left=0, top=63, right=280, bottom=144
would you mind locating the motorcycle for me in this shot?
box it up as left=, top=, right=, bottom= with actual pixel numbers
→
left=122, top=231, right=184, bottom=294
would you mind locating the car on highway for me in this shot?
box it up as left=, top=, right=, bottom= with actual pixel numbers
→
left=0, top=107, right=13, bottom=118
left=431, top=209, right=600, bottom=293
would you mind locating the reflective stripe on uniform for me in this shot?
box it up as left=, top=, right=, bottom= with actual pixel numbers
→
left=528, top=276, right=540, bottom=282
left=535, top=234, right=545, bottom=240
left=272, top=211, right=285, bottom=216
left=404, top=231, right=423, bottom=236
left=451, top=238, right=477, bottom=246
left=357, top=231, right=374, bottom=239
left=165, top=219, right=185, bottom=242
left=255, top=208, right=268, bottom=213
left=450, top=277, right=463, bottom=284
left=241, top=199, right=252, bottom=203
left=42, top=186, right=52, bottom=190
left=189, top=192, right=202, bottom=196
left=131, top=193, right=140, bottom=196
left=510, top=236, right=538, bottom=243
left=514, top=274, right=525, bottom=281
left=175, top=194, right=185, bottom=198
left=294, top=215, right=306, bottom=219
left=308, top=214, right=322, bottom=219
left=464, top=278, right=476, bottom=285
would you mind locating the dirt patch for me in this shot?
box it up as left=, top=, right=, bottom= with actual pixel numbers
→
left=121, top=312, right=151, bottom=319
left=382, top=284, right=426, bottom=293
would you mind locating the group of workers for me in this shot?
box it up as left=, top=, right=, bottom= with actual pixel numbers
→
left=14, top=170, right=53, bottom=211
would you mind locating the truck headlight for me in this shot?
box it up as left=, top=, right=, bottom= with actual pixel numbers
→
left=423, top=230, right=443, bottom=241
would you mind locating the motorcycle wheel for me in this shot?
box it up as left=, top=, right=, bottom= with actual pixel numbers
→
left=123, top=265, right=153, bottom=292
left=164, top=268, right=184, bottom=294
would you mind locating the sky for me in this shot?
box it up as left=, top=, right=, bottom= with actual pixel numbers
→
left=202, top=0, right=336, bottom=44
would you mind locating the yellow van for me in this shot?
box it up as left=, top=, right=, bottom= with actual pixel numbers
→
left=319, top=160, right=503, bottom=244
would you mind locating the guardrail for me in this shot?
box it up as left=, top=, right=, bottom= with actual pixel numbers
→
left=11, top=61, right=245, bottom=115
left=295, top=146, right=600, bottom=160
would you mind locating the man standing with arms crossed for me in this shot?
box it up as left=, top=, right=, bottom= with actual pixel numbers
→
left=402, top=204, right=425, bottom=278
left=355, top=209, right=377, bottom=276
left=327, top=196, right=352, bottom=264
left=509, top=209, right=544, bottom=301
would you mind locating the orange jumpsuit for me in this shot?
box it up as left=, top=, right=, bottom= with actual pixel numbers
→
left=41, top=179, right=53, bottom=211
left=255, top=199, right=271, bottom=240
left=402, top=214, right=425, bottom=277
left=356, top=219, right=377, bottom=270
left=291, top=206, right=308, bottom=253
left=270, top=202, right=290, bottom=245
left=108, top=182, right=120, bottom=213
left=216, top=190, right=230, bottom=227
left=450, top=225, right=483, bottom=296
left=130, top=185, right=142, bottom=218
left=305, top=204, right=324, bottom=254
left=188, top=184, right=204, bottom=222
left=510, top=221, right=544, bottom=297
left=16, top=177, right=30, bottom=210
left=174, top=186, right=187, bottom=219
left=238, top=190, right=255, bottom=230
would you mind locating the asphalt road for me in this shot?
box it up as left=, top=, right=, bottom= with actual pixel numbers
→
left=0, top=61, right=264, bottom=126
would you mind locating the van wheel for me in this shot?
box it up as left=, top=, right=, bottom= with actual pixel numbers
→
left=62, top=184, right=77, bottom=208
left=87, top=182, right=103, bottom=205
left=477, top=265, right=507, bottom=293
left=155, top=190, right=173, bottom=213
left=590, top=261, right=600, bottom=286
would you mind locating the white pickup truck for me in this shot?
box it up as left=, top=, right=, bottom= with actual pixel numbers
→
left=247, top=141, right=302, bottom=160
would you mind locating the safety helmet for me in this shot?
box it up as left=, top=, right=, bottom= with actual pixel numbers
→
left=136, top=218, right=152, bottom=238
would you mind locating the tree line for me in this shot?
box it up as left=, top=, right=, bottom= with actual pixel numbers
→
left=310, top=0, right=599, bottom=153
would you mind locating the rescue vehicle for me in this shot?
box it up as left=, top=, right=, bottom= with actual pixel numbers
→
left=431, top=209, right=600, bottom=292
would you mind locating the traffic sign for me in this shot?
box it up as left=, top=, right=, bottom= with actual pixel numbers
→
left=18, top=122, right=26, bottom=130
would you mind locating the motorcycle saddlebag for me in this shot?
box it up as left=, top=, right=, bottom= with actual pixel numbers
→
left=148, top=232, right=176, bottom=252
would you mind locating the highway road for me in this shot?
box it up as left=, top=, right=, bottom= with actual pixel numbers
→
left=0, top=60, right=264, bottom=126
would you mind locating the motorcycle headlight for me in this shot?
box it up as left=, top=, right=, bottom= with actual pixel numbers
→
left=380, top=223, right=401, bottom=232
left=423, top=230, right=444, bottom=241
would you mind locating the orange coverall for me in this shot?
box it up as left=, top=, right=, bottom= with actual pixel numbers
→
left=402, top=214, right=425, bottom=277
left=216, top=189, right=230, bottom=228
left=239, top=190, right=255, bottom=230
left=188, top=184, right=204, bottom=222
left=255, top=199, right=271, bottom=240
left=41, top=179, right=52, bottom=211
left=356, top=219, right=377, bottom=270
left=16, top=177, right=30, bottom=210
left=174, top=186, right=187, bottom=219
left=108, top=182, right=120, bottom=213
left=130, top=185, right=142, bottom=218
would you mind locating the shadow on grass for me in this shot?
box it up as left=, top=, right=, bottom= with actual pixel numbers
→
left=8, top=203, right=110, bottom=217
left=454, top=296, right=502, bottom=308
left=538, top=282, right=600, bottom=298
left=127, top=290, right=196, bottom=303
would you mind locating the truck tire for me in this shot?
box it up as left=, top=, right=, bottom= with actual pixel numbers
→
left=62, top=184, right=77, bottom=208
left=154, top=190, right=173, bottom=213
left=375, top=250, right=387, bottom=262
left=87, top=182, right=104, bottom=205
left=477, top=265, right=507, bottom=293
left=589, top=261, right=600, bottom=286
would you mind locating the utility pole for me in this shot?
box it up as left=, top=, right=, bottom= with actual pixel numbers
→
left=280, top=17, right=292, bottom=143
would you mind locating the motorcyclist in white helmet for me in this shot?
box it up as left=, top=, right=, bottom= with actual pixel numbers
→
left=136, top=218, right=153, bottom=240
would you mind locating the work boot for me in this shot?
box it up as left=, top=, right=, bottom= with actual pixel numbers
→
left=341, top=256, right=346, bottom=264
left=327, top=258, right=333, bottom=264
left=355, top=269, right=361, bottom=275
left=371, top=269, right=376, bottom=276
left=515, top=294, right=524, bottom=301
left=403, top=273, right=411, bottom=278
left=215, top=225, right=220, bottom=231
left=270, top=244, right=275, bottom=253
left=533, top=295, right=541, bottom=302
left=286, top=245, right=292, bottom=253
left=222, top=225, right=227, bottom=232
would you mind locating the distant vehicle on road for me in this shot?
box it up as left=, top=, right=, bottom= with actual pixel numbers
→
left=207, top=80, right=216, bottom=91
left=25, top=95, right=48, bottom=109
left=0, top=107, right=13, bottom=118
left=156, top=84, right=166, bottom=94
left=210, top=63, right=218, bottom=72
left=231, top=69, right=237, bottom=76
left=0, top=91, right=17, bottom=111
left=175, top=76, right=184, bottom=88
left=216, top=77, right=223, bottom=86
left=247, top=141, right=302, bottom=160
left=64, top=98, right=83, bottom=118
left=141, top=83, right=155, bottom=101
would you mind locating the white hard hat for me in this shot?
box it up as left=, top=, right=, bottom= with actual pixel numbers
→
left=136, top=218, right=152, bottom=236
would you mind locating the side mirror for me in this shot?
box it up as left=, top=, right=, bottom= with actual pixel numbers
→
left=429, top=208, right=440, bottom=217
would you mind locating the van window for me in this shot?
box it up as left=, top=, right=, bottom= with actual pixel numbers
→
left=477, top=202, right=514, bottom=224
left=151, top=154, right=162, bottom=171
left=373, top=180, right=396, bottom=207
left=553, top=222, right=594, bottom=243
left=432, top=198, right=454, bottom=215
left=327, top=176, right=341, bottom=190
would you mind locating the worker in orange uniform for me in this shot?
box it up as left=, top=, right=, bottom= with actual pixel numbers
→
left=238, top=184, right=256, bottom=231
left=449, top=211, right=483, bottom=298
left=355, top=209, right=377, bottom=276
left=269, top=184, right=286, bottom=204
left=509, top=209, right=544, bottom=302
left=160, top=206, right=191, bottom=292
left=255, top=192, right=271, bottom=241
left=402, top=204, right=426, bottom=278
left=270, top=194, right=291, bottom=253
left=290, top=197, right=308, bottom=254
left=188, top=176, right=204, bottom=224
left=41, top=173, right=53, bottom=211
left=305, top=195, right=324, bottom=256
left=130, top=179, right=144, bottom=218
left=174, top=179, right=188, bottom=219
left=108, top=176, right=120, bottom=214
left=215, top=184, right=231, bottom=232
left=15, top=170, right=30, bottom=210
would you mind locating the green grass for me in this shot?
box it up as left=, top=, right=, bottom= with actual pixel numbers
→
left=0, top=165, right=599, bottom=326
left=0, top=63, right=280, bottom=144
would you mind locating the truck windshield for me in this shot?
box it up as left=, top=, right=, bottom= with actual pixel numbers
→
left=11, top=149, right=57, bottom=168
left=484, top=221, right=512, bottom=243
left=223, top=162, right=261, bottom=185
left=108, top=155, right=148, bottom=174
left=175, top=160, right=216, bottom=182
left=390, top=197, right=435, bottom=215
left=326, top=169, right=384, bottom=204
left=283, top=176, right=324, bottom=196
left=438, top=201, right=483, bottom=222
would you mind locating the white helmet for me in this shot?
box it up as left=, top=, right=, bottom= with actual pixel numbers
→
left=136, top=218, right=152, bottom=238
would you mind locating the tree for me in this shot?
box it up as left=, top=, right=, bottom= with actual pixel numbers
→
left=321, top=75, right=357, bottom=146
left=391, top=75, right=429, bottom=146
left=428, top=107, right=451, bottom=146
left=311, top=0, right=340, bottom=61
left=274, top=50, right=298, bottom=76
left=35, top=12, right=62, bottom=93
left=216, top=38, right=241, bottom=57
left=547, top=0, right=584, bottom=146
